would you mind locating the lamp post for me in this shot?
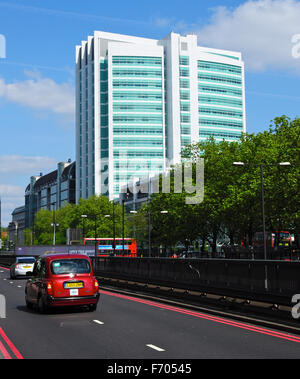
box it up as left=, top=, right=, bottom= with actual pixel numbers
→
left=122, top=191, right=130, bottom=256
left=0, top=197, right=2, bottom=249
left=92, top=213, right=110, bottom=264
left=148, top=211, right=151, bottom=258
left=130, top=210, right=137, bottom=239
left=81, top=214, right=87, bottom=243
left=148, top=210, right=169, bottom=258
left=233, top=161, right=291, bottom=290
left=160, top=211, right=168, bottom=257
left=13, top=221, right=19, bottom=250
left=113, top=201, right=116, bottom=255
left=122, top=199, right=125, bottom=256
left=51, top=203, right=59, bottom=246
left=104, top=214, right=111, bottom=254
left=93, top=213, right=98, bottom=260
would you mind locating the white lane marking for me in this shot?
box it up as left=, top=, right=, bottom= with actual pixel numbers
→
left=93, top=320, right=104, bottom=325
left=3, top=278, right=7, bottom=281
left=146, top=344, right=165, bottom=352
left=17, top=286, right=22, bottom=288
left=9, top=281, right=13, bottom=284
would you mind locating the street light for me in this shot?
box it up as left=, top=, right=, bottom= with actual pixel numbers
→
left=51, top=222, right=59, bottom=245
left=51, top=203, right=59, bottom=246
left=90, top=213, right=111, bottom=264
left=13, top=221, right=19, bottom=250
left=233, top=161, right=291, bottom=290
left=130, top=210, right=137, bottom=240
left=113, top=201, right=116, bottom=255
left=104, top=214, right=111, bottom=254
left=160, top=211, right=168, bottom=256
left=122, top=191, right=130, bottom=256
left=81, top=214, right=87, bottom=243
left=148, top=210, right=169, bottom=258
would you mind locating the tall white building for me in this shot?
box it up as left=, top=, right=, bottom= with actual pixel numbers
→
left=76, top=31, right=246, bottom=202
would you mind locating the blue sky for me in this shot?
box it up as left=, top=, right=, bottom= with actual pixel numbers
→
left=0, top=0, right=300, bottom=226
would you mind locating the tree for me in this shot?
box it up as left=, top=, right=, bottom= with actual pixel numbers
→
left=144, top=115, right=300, bottom=251
left=33, top=195, right=129, bottom=245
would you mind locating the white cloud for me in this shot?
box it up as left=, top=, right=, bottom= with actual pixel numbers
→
left=0, top=185, right=25, bottom=226
left=154, top=17, right=175, bottom=28
left=0, top=184, right=24, bottom=198
left=0, top=71, right=75, bottom=118
left=0, top=155, right=57, bottom=176
left=0, top=155, right=58, bottom=226
left=192, top=0, right=300, bottom=73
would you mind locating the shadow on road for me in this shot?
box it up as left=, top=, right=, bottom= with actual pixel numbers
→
left=16, top=304, right=95, bottom=316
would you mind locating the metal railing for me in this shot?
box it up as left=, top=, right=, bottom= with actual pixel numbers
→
left=93, top=257, right=300, bottom=306
left=1, top=252, right=299, bottom=307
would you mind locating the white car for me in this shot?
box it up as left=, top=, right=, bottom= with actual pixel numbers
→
left=10, top=257, right=36, bottom=279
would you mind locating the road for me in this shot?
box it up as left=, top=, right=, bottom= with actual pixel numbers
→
left=1, top=266, right=300, bottom=360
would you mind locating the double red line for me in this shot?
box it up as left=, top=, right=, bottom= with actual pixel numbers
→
left=0, top=328, right=23, bottom=359
left=100, top=289, right=300, bottom=344
left=0, top=266, right=9, bottom=271
left=0, top=266, right=23, bottom=359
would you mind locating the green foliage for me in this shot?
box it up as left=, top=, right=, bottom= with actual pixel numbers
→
left=144, top=116, right=300, bottom=251
left=31, top=116, right=299, bottom=251
left=33, top=195, right=129, bottom=245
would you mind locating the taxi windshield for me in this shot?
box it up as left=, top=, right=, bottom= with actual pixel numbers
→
left=17, top=258, right=35, bottom=264
left=279, top=232, right=290, bottom=240
left=50, top=259, right=91, bottom=275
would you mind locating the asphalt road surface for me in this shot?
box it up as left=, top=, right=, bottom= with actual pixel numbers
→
left=1, top=265, right=300, bottom=360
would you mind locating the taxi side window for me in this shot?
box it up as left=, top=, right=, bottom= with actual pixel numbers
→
left=32, top=260, right=39, bottom=276
left=33, top=259, right=46, bottom=278
left=40, top=260, right=46, bottom=277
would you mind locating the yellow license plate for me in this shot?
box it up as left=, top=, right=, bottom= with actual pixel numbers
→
left=65, top=282, right=83, bottom=289
left=24, top=266, right=31, bottom=268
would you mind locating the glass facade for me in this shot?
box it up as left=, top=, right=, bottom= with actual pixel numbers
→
left=100, top=58, right=109, bottom=161
left=79, top=55, right=95, bottom=199
left=25, top=162, right=76, bottom=228
left=79, top=67, right=83, bottom=199
left=76, top=32, right=245, bottom=203
left=179, top=56, right=191, bottom=149
left=111, top=56, right=164, bottom=198
left=198, top=60, right=244, bottom=142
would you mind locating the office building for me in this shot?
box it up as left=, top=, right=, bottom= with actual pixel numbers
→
left=25, top=160, right=76, bottom=228
left=8, top=206, right=26, bottom=245
left=76, top=31, right=246, bottom=201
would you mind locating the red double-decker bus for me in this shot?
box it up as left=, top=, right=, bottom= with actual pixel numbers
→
left=253, top=231, right=292, bottom=249
left=83, top=238, right=137, bottom=258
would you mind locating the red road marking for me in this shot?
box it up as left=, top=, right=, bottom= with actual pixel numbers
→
left=0, top=268, right=24, bottom=359
left=0, top=328, right=23, bottom=359
left=0, top=339, right=11, bottom=359
left=100, top=289, right=300, bottom=344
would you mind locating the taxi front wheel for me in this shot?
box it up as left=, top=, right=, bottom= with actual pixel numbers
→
left=38, top=297, right=48, bottom=314
left=88, top=304, right=97, bottom=312
left=26, top=299, right=33, bottom=310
